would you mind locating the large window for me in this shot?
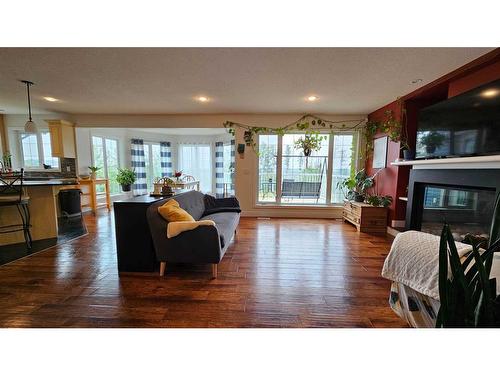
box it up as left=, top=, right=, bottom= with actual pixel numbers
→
left=19, top=131, right=59, bottom=170
left=92, top=136, right=120, bottom=195
left=143, top=143, right=162, bottom=190
left=178, top=144, right=212, bottom=193
left=257, top=132, right=358, bottom=205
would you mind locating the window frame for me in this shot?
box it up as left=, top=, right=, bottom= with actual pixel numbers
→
left=18, top=130, right=60, bottom=171
left=256, top=130, right=360, bottom=207
left=91, top=135, right=121, bottom=195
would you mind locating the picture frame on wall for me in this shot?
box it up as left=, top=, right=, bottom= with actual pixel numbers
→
left=372, top=136, right=388, bottom=169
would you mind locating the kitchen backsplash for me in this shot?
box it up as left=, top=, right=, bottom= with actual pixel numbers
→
left=25, top=158, right=77, bottom=179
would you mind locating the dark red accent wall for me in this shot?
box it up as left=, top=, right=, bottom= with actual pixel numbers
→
left=365, top=49, right=500, bottom=227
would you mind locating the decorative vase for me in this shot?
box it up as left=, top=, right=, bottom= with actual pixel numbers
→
left=303, top=148, right=311, bottom=157
left=90, top=172, right=96, bottom=180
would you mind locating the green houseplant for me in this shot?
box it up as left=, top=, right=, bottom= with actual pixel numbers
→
left=293, top=132, right=326, bottom=156
left=88, top=166, right=101, bottom=180
left=436, top=193, right=500, bottom=327
left=337, top=169, right=375, bottom=202
left=116, top=168, right=136, bottom=192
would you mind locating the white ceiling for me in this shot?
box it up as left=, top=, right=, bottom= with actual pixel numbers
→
left=0, top=48, right=493, bottom=115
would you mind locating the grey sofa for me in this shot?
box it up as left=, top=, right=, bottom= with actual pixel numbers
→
left=146, top=190, right=240, bottom=278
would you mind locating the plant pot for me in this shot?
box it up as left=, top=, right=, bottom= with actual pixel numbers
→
left=121, top=184, right=131, bottom=192
left=90, top=172, right=96, bottom=180
left=303, top=148, right=311, bottom=157
left=403, top=149, right=415, bottom=160
left=353, top=192, right=365, bottom=202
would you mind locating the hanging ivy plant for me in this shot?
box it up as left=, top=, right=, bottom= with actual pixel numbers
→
left=293, top=132, right=326, bottom=156
left=223, top=115, right=366, bottom=154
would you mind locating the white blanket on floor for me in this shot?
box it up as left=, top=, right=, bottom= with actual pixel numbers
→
left=381, top=230, right=473, bottom=300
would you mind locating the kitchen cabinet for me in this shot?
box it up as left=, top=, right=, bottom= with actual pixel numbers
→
left=47, top=120, right=76, bottom=158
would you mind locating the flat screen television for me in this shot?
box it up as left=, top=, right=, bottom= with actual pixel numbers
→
left=416, top=78, right=500, bottom=159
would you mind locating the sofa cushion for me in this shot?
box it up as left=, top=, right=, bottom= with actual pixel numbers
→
left=172, top=190, right=206, bottom=220
left=201, top=212, right=239, bottom=249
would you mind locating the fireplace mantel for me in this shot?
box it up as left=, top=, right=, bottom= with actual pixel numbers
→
left=391, top=155, right=500, bottom=169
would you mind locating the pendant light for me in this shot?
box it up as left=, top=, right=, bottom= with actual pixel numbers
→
left=21, top=80, right=37, bottom=133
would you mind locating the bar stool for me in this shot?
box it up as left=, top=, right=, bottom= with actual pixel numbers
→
left=0, top=168, right=32, bottom=249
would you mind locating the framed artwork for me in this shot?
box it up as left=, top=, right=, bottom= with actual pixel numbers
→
left=372, top=136, right=388, bottom=169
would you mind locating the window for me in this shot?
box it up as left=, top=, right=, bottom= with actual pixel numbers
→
left=257, top=132, right=358, bottom=206
left=91, top=136, right=120, bottom=195
left=143, top=143, right=162, bottom=190
left=19, top=131, right=59, bottom=170
left=178, top=144, right=212, bottom=193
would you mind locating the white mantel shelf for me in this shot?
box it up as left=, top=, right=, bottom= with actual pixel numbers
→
left=391, top=155, right=500, bottom=170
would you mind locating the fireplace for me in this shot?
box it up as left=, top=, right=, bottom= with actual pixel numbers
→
left=406, top=169, right=500, bottom=241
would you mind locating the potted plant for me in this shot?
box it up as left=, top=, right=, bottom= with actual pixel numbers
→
left=435, top=192, right=500, bottom=327
left=88, top=166, right=101, bottom=180
left=420, top=131, right=445, bottom=154
left=365, top=194, right=393, bottom=207
left=337, top=169, right=375, bottom=202
left=294, top=132, right=325, bottom=156
left=116, top=168, right=136, bottom=192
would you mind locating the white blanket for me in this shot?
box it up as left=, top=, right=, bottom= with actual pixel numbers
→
left=167, top=220, right=215, bottom=238
left=381, top=230, right=473, bottom=300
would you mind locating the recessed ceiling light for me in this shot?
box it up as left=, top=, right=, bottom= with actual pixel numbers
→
left=307, top=95, right=319, bottom=102
left=481, top=89, right=500, bottom=98
left=411, top=78, right=423, bottom=84
left=43, top=96, right=59, bottom=102
left=197, top=96, right=209, bottom=102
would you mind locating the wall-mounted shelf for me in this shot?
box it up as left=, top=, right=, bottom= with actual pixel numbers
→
left=391, top=155, right=500, bottom=170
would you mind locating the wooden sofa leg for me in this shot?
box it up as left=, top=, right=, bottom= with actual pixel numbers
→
left=211, top=264, right=218, bottom=279
left=160, top=262, right=166, bottom=276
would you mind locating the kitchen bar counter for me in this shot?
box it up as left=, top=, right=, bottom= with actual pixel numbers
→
left=0, top=179, right=80, bottom=246
left=1, top=179, right=78, bottom=186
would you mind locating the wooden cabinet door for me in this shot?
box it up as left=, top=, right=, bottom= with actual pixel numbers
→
left=49, top=124, right=63, bottom=157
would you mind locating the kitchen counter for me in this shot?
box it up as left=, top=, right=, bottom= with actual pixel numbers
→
left=0, top=180, right=81, bottom=246
left=0, top=179, right=78, bottom=186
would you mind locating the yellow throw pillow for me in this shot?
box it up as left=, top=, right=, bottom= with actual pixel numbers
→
left=158, top=199, right=195, bottom=222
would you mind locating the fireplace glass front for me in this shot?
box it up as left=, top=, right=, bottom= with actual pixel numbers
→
left=421, top=184, right=496, bottom=241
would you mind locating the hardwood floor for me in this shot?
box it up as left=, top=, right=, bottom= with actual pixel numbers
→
left=0, top=211, right=407, bottom=328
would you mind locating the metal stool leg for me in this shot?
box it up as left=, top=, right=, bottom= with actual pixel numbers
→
left=17, top=203, right=32, bottom=249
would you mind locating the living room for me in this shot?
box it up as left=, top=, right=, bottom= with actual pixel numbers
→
left=1, top=2, right=499, bottom=374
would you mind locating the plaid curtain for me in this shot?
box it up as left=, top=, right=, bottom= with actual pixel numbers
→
left=131, top=139, right=147, bottom=195
left=160, top=142, right=173, bottom=177
left=228, top=139, right=236, bottom=196
left=215, top=141, right=224, bottom=198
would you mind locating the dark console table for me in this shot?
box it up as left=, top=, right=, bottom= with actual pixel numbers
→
left=114, top=193, right=195, bottom=272
left=114, top=195, right=165, bottom=272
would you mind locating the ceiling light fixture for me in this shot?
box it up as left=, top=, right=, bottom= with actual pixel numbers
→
left=43, top=96, right=59, bottom=102
left=481, top=88, right=500, bottom=98
left=21, top=80, right=37, bottom=134
left=197, top=96, right=209, bottom=102
left=307, top=95, right=319, bottom=102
